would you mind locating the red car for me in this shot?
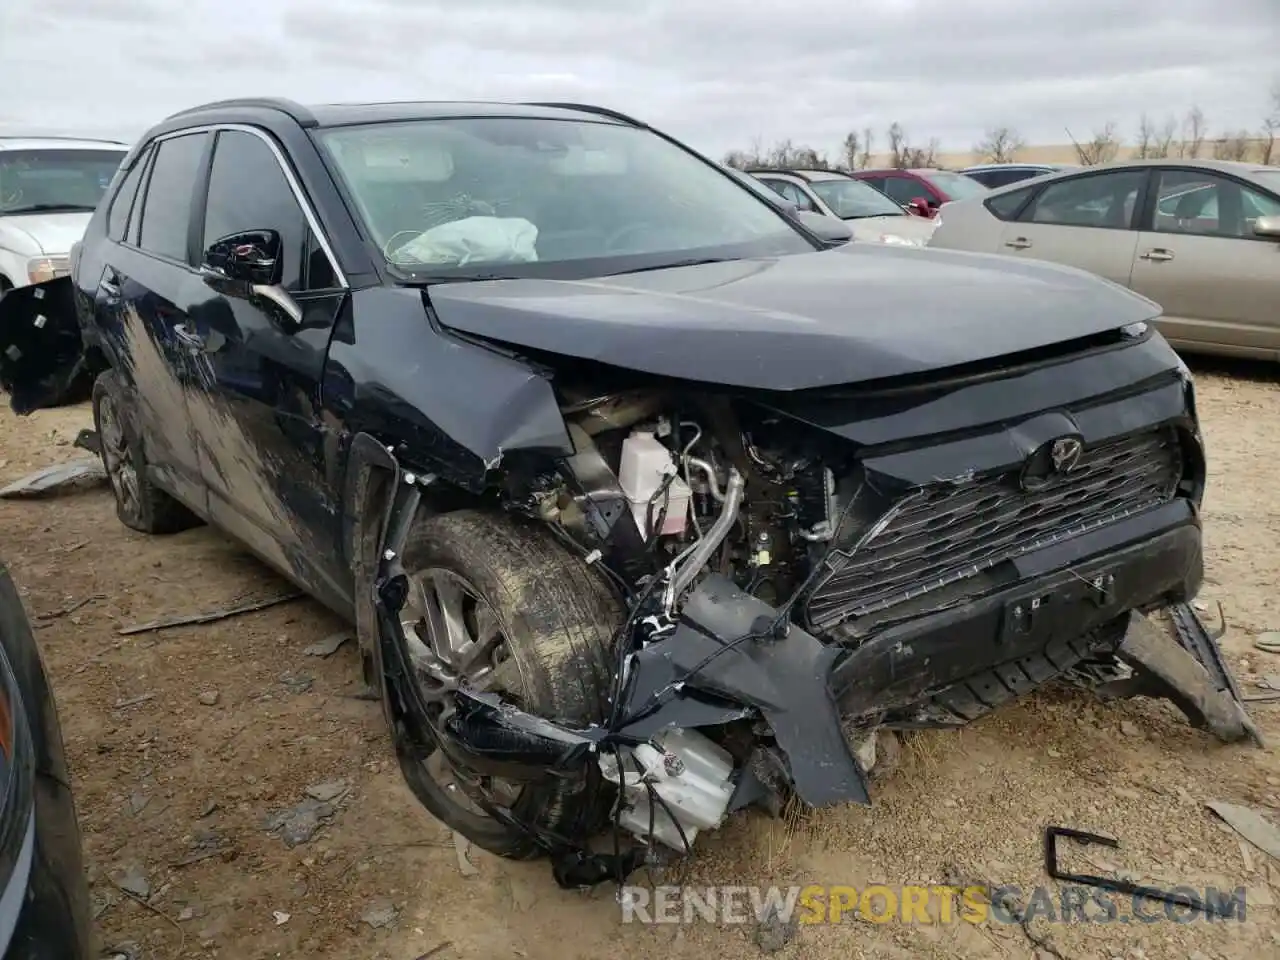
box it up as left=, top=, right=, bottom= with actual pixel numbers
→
left=849, top=168, right=988, bottom=217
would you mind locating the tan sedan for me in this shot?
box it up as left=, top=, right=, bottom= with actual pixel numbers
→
left=927, top=159, right=1280, bottom=359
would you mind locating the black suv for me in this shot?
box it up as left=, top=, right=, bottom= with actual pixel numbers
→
left=0, top=98, right=1254, bottom=885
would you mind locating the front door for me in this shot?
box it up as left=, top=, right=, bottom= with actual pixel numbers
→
left=1129, top=168, right=1280, bottom=355
left=183, top=127, right=351, bottom=613
left=996, top=167, right=1148, bottom=288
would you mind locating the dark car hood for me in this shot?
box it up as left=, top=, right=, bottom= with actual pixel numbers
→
left=426, top=245, right=1162, bottom=391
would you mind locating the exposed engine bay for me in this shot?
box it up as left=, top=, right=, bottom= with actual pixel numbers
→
left=364, top=369, right=1259, bottom=890
left=542, top=385, right=851, bottom=620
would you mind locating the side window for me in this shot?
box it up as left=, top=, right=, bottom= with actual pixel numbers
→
left=1243, top=185, right=1280, bottom=221
left=107, top=146, right=150, bottom=242
left=981, top=169, right=1027, bottom=189
left=880, top=177, right=924, bottom=205
left=1152, top=170, right=1280, bottom=239
left=758, top=178, right=791, bottom=199
left=985, top=185, right=1036, bottom=221
left=137, top=132, right=208, bottom=262
left=774, top=181, right=816, bottom=211
left=860, top=176, right=887, bottom=195
left=1021, top=170, right=1145, bottom=229
left=202, top=129, right=334, bottom=291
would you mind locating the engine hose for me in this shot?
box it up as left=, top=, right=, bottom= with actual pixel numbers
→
left=670, top=467, right=745, bottom=599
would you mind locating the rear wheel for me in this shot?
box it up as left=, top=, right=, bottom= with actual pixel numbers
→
left=92, top=370, right=200, bottom=534
left=391, top=510, right=621, bottom=858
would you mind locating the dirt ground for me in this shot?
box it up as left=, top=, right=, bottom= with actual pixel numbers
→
left=2, top=358, right=1279, bottom=960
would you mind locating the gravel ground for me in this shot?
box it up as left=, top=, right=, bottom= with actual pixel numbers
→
left=0, top=357, right=1277, bottom=960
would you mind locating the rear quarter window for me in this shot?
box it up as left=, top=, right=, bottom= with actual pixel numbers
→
left=984, top=186, right=1035, bottom=221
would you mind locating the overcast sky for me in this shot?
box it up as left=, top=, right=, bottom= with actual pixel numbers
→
left=3, top=0, right=1277, bottom=159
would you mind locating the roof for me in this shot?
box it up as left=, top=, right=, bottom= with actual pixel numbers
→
left=960, top=162, right=1074, bottom=173
left=744, top=168, right=853, bottom=182
left=978, top=156, right=1280, bottom=197
left=851, top=168, right=945, bottom=176
left=164, top=97, right=641, bottom=129
left=0, top=136, right=127, bottom=152
left=1068, top=157, right=1274, bottom=175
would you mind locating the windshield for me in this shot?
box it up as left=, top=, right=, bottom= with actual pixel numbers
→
left=808, top=178, right=906, bottom=219
left=316, top=117, right=815, bottom=280
left=926, top=171, right=990, bottom=200
left=0, top=148, right=126, bottom=215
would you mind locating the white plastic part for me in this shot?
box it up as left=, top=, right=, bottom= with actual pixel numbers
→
left=598, top=728, right=736, bottom=851
left=617, top=430, right=690, bottom=539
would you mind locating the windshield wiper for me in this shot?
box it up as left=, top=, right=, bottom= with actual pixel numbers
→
left=2, top=202, right=97, bottom=214
left=398, top=272, right=525, bottom=285
left=607, top=257, right=734, bottom=276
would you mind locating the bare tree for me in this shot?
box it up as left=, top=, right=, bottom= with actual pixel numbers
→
left=1212, top=130, right=1254, bottom=161
left=1136, top=114, right=1179, bottom=158
left=974, top=126, right=1026, bottom=163
left=887, top=122, right=909, bottom=168
left=745, top=138, right=830, bottom=170
left=840, top=131, right=861, bottom=171
left=1153, top=115, right=1178, bottom=159
left=1262, top=80, right=1280, bottom=166
left=1066, top=122, right=1121, bottom=165
left=858, top=127, right=873, bottom=170
left=1134, top=114, right=1155, bottom=159
left=904, top=139, right=940, bottom=168
left=1179, top=105, right=1207, bottom=158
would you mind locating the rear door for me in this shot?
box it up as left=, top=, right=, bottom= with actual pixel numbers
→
left=1129, top=168, right=1280, bottom=355
left=996, top=167, right=1148, bottom=288
left=183, top=126, right=352, bottom=611
left=87, top=131, right=212, bottom=513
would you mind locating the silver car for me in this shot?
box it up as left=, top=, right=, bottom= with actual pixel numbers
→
left=928, top=159, right=1280, bottom=359
left=746, top=169, right=937, bottom=246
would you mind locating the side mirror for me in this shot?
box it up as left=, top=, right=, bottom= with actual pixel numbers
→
left=908, top=196, right=934, bottom=217
left=200, top=228, right=302, bottom=332
left=796, top=210, right=853, bottom=246
left=201, top=229, right=282, bottom=285
left=1252, top=215, right=1280, bottom=240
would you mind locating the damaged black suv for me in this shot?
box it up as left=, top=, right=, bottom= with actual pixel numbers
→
left=0, top=98, right=1256, bottom=886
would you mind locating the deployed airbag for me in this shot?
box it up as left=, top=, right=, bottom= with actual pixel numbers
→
left=394, top=216, right=538, bottom=266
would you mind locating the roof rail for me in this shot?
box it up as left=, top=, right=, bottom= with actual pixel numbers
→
left=0, top=134, right=127, bottom=145
left=522, top=102, right=644, bottom=126
left=164, top=97, right=317, bottom=127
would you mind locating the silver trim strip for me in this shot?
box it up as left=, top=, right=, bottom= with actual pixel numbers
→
left=152, top=123, right=348, bottom=289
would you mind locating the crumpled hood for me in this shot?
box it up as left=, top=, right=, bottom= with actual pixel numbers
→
left=0, top=212, right=91, bottom=256
left=427, top=245, right=1162, bottom=391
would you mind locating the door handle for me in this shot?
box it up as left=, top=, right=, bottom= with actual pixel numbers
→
left=98, top=268, right=122, bottom=301
left=1140, top=249, right=1174, bottom=262
left=172, top=323, right=207, bottom=351
left=1004, top=237, right=1033, bottom=249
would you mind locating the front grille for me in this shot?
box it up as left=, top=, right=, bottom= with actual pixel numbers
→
left=806, top=428, right=1183, bottom=631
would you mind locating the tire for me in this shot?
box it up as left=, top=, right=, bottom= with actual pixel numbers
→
left=91, top=370, right=200, bottom=534
left=392, top=509, right=622, bottom=858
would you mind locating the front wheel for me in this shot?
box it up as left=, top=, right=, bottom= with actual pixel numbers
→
left=390, top=510, right=621, bottom=858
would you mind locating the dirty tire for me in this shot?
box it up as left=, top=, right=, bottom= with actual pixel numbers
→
left=398, top=509, right=622, bottom=859
left=92, top=370, right=200, bottom=535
